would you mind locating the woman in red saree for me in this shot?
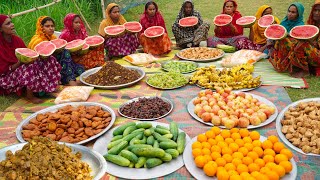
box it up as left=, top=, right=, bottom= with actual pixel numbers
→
left=139, top=1, right=171, bottom=55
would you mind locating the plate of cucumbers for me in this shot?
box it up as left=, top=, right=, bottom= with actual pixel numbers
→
left=93, top=121, right=191, bottom=179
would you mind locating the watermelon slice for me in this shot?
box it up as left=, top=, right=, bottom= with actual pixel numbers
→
left=51, top=38, right=67, bottom=53
left=85, top=35, right=105, bottom=48
left=179, top=16, right=199, bottom=27
left=236, top=16, right=256, bottom=28
left=258, top=15, right=275, bottom=28
left=264, top=24, right=287, bottom=40
left=213, top=14, right=232, bottom=26
left=123, top=21, right=142, bottom=33
left=34, top=41, right=56, bottom=58
left=290, top=25, right=319, bottom=40
left=104, top=25, right=126, bottom=37
left=144, top=26, right=165, bottom=38
left=80, top=43, right=90, bottom=55
left=15, top=48, right=39, bottom=64
left=65, top=39, right=85, bottom=53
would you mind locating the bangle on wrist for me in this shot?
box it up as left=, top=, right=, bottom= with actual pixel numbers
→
left=9, top=65, right=12, bottom=71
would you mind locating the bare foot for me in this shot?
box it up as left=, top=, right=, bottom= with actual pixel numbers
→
left=26, top=90, right=44, bottom=104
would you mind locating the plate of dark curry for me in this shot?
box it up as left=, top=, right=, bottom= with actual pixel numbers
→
left=80, top=61, right=145, bottom=89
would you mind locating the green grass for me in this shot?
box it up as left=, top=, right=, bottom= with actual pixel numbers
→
left=0, top=0, right=318, bottom=111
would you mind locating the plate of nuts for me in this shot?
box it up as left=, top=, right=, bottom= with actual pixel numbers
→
left=276, top=98, right=320, bottom=156
left=16, top=102, right=116, bottom=144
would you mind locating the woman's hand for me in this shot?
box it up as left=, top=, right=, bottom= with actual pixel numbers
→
left=11, top=61, right=21, bottom=71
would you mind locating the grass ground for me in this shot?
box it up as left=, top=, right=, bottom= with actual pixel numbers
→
left=0, top=0, right=317, bottom=111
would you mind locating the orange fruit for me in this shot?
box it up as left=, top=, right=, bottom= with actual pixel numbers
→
left=197, top=134, right=208, bottom=143
left=222, top=154, right=233, bottom=163
left=248, top=163, right=260, bottom=173
left=208, top=138, right=217, bottom=146
left=202, top=148, right=212, bottom=156
left=252, top=140, right=262, bottom=147
left=192, top=141, right=202, bottom=149
left=211, top=145, right=222, bottom=153
left=266, top=171, right=280, bottom=180
left=262, top=140, right=273, bottom=150
left=267, top=135, right=279, bottom=144
left=251, top=171, right=262, bottom=178
left=264, top=148, right=276, bottom=157
left=232, top=158, right=242, bottom=167
left=203, top=162, right=217, bottom=176
left=265, top=162, right=277, bottom=169
left=235, top=139, right=245, bottom=147
left=216, top=157, right=227, bottom=167
left=232, top=152, right=244, bottom=159
left=202, top=142, right=211, bottom=149
left=271, top=165, right=286, bottom=177
left=228, top=170, right=239, bottom=176
left=221, top=130, right=231, bottom=139
left=222, top=147, right=233, bottom=155
left=192, top=148, right=202, bottom=158
left=273, top=142, right=285, bottom=153
left=215, top=135, right=225, bottom=142
left=204, top=154, right=213, bottom=162
left=244, top=143, right=254, bottom=151
left=263, top=155, right=275, bottom=164
left=247, top=151, right=259, bottom=161
left=237, top=164, right=249, bottom=174
left=211, top=126, right=221, bottom=135
left=218, top=141, right=228, bottom=149
left=225, top=138, right=234, bottom=144
left=280, top=148, right=293, bottom=159
left=260, top=166, right=270, bottom=174
left=238, top=147, right=249, bottom=156
left=275, top=154, right=288, bottom=164
left=231, top=133, right=241, bottom=140
left=211, top=151, right=222, bottom=161
left=230, top=128, right=239, bottom=133
left=195, top=155, right=207, bottom=168
left=217, top=169, right=229, bottom=180
left=249, top=131, right=260, bottom=140
left=205, top=130, right=216, bottom=139
left=259, top=174, right=270, bottom=180
left=243, top=137, right=252, bottom=143
left=217, top=166, right=226, bottom=173
left=242, top=156, right=253, bottom=166
left=240, top=172, right=251, bottom=179
left=252, top=147, right=264, bottom=157
left=225, top=163, right=236, bottom=171
left=254, top=158, right=265, bottom=168
left=279, top=161, right=293, bottom=173
left=239, top=129, right=249, bottom=138
left=229, top=143, right=239, bottom=152
left=229, top=174, right=242, bottom=180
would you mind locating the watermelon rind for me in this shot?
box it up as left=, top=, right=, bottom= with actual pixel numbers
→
left=264, top=24, right=287, bottom=40
left=236, top=16, right=256, bottom=28
left=34, top=41, right=56, bottom=58
left=258, top=15, right=275, bottom=28
left=213, top=14, right=232, bottom=26
left=144, top=26, right=165, bottom=38
left=104, top=25, right=126, bottom=37
left=179, top=16, right=199, bottom=27
left=65, top=39, right=85, bottom=53
left=80, top=43, right=90, bottom=55
left=15, top=48, right=39, bottom=64
left=85, top=35, right=105, bottom=48
left=289, top=25, right=319, bottom=40
left=123, top=21, right=142, bottom=33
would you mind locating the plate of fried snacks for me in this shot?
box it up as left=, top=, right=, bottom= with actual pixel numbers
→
left=176, top=47, right=225, bottom=62
left=80, top=61, right=145, bottom=89
left=0, top=137, right=107, bottom=180
left=16, top=102, right=116, bottom=145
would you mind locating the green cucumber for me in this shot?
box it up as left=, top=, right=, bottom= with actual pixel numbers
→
left=136, top=122, right=152, bottom=129
left=155, top=128, right=171, bottom=135
left=127, top=144, right=153, bottom=151
left=135, top=157, right=147, bottom=168
left=131, top=128, right=145, bottom=134
left=122, top=132, right=143, bottom=142
left=132, top=136, right=147, bottom=144
left=144, top=129, right=152, bottom=137
left=156, top=125, right=170, bottom=131
left=165, top=149, right=179, bottom=158
left=162, top=134, right=173, bottom=139
left=113, top=122, right=136, bottom=136
left=111, top=135, right=123, bottom=142
left=123, top=126, right=137, bottom=136
left=130, top=147, right=165, bottom=158
left=159, top=141, right=178, bottom=149
left=147, top=136, right=155, bottom=145
left=108, top=141, right=128, bottom=155
left=153, top=140, right=159, bottom=148
left=152, top=132, right=175, bottom=142
left=107, top=139, right=123, bottom=150
left=119, top=149, right=139, bottom=164
left=104, top=154, right=130, bottom=167
left=129, top=162, right=134, bottom=168
left=161, top=153, right=172, bottom=162
left=177, top=132, right=186, bottom=154
left=145, top=158, right=163, bottom=168
left=169, top=122, right=179, bottom=141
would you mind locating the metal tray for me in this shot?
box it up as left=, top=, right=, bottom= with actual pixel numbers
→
left=80, top=66, right=145, bottom=89
left=276, top=98, right=320, bottom=156
left=176, top=47, right=225, bottom=62
left=16, top=102, right=116, bottom=145
left=161, top=60, right=198, bottom=74
left=118, top=96, right=173, bottom=121
left=93, top=121, right=191, bottom=179
left=0, top=142, right=107, bottom=180
left=187, top=92, right=278, bottom=129
left=146, top=74, right=189, bottom=90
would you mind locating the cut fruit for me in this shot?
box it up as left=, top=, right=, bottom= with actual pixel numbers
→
left=258, top=15, right=275, bottom=28
left=213, top=14, right=232, bottom=26
left=264, top=24, right=287, bottom=40
left=81, top=43, right=90, bottom=55
left=51, top=39, right=67, bottom=52
left=85, top=35, right=105, bottom=48
left=236, top=16, right=256, bottom=28
left=179, top=16, right=199, bottom=27
left=34, top=41, right=56, bottom=58
left=123, top=21, right=142, bottom=33
left=104, top=25, right=126, bottom=37
left=65, top=39, right=85, bottom=53
left=15, top=48, right=39, bottom=64
left=144, top=26, right=165, bottom=38
left=290, top=25, right=319, bottom=40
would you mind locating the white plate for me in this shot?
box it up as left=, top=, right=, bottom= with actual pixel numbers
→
left=93, top=121, right=191, bottom=179
left=276, top=98, right=320, bottom=156
left=176, top=47, right=225, bottom=62
left=16, top=102, right=116, bottom=145
left=161, top=60, right=198, bottom=74
left=187, top=92, right=278, bottom=129
left=118, top=96, right=174, bottom=121
left=80, top=66, right=145, bottom=89
left=146, top=74, right=189, bottom=90
left=0, top=142, right=107, bottom=180
left=183, top=135, right=297, bottom=180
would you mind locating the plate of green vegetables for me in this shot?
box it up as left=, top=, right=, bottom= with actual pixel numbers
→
left=146, top=72, right=189, bottom=90
left=161, top=60, right=198, bottom=74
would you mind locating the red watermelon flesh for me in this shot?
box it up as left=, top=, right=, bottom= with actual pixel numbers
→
left=214, top=14, right=232, bottom=26
left=15, top=48, right=39, bottom=63
left=179, top=16, right=199, bottom=27
left=124, top=21, right=142, bottom=33
left=144, top=26, right=165, bottom=38
left=236, top=16, right=256, bottom=27
left=81, top=43, right=90, bottom=55
left=258, top=15, right=274, bottom=28
left=290, top=25, right=319, bottom=40
left=34, top=41, right=56, bottom=57
left=264, top=24, right=287, bottom=40
left=104, top=25, right=126, bottom=36
left=85, top=35, right=105, bottom=48
left=65, top=39, right=85, bottom=52
left=51, top=39, right=67, bottom=50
